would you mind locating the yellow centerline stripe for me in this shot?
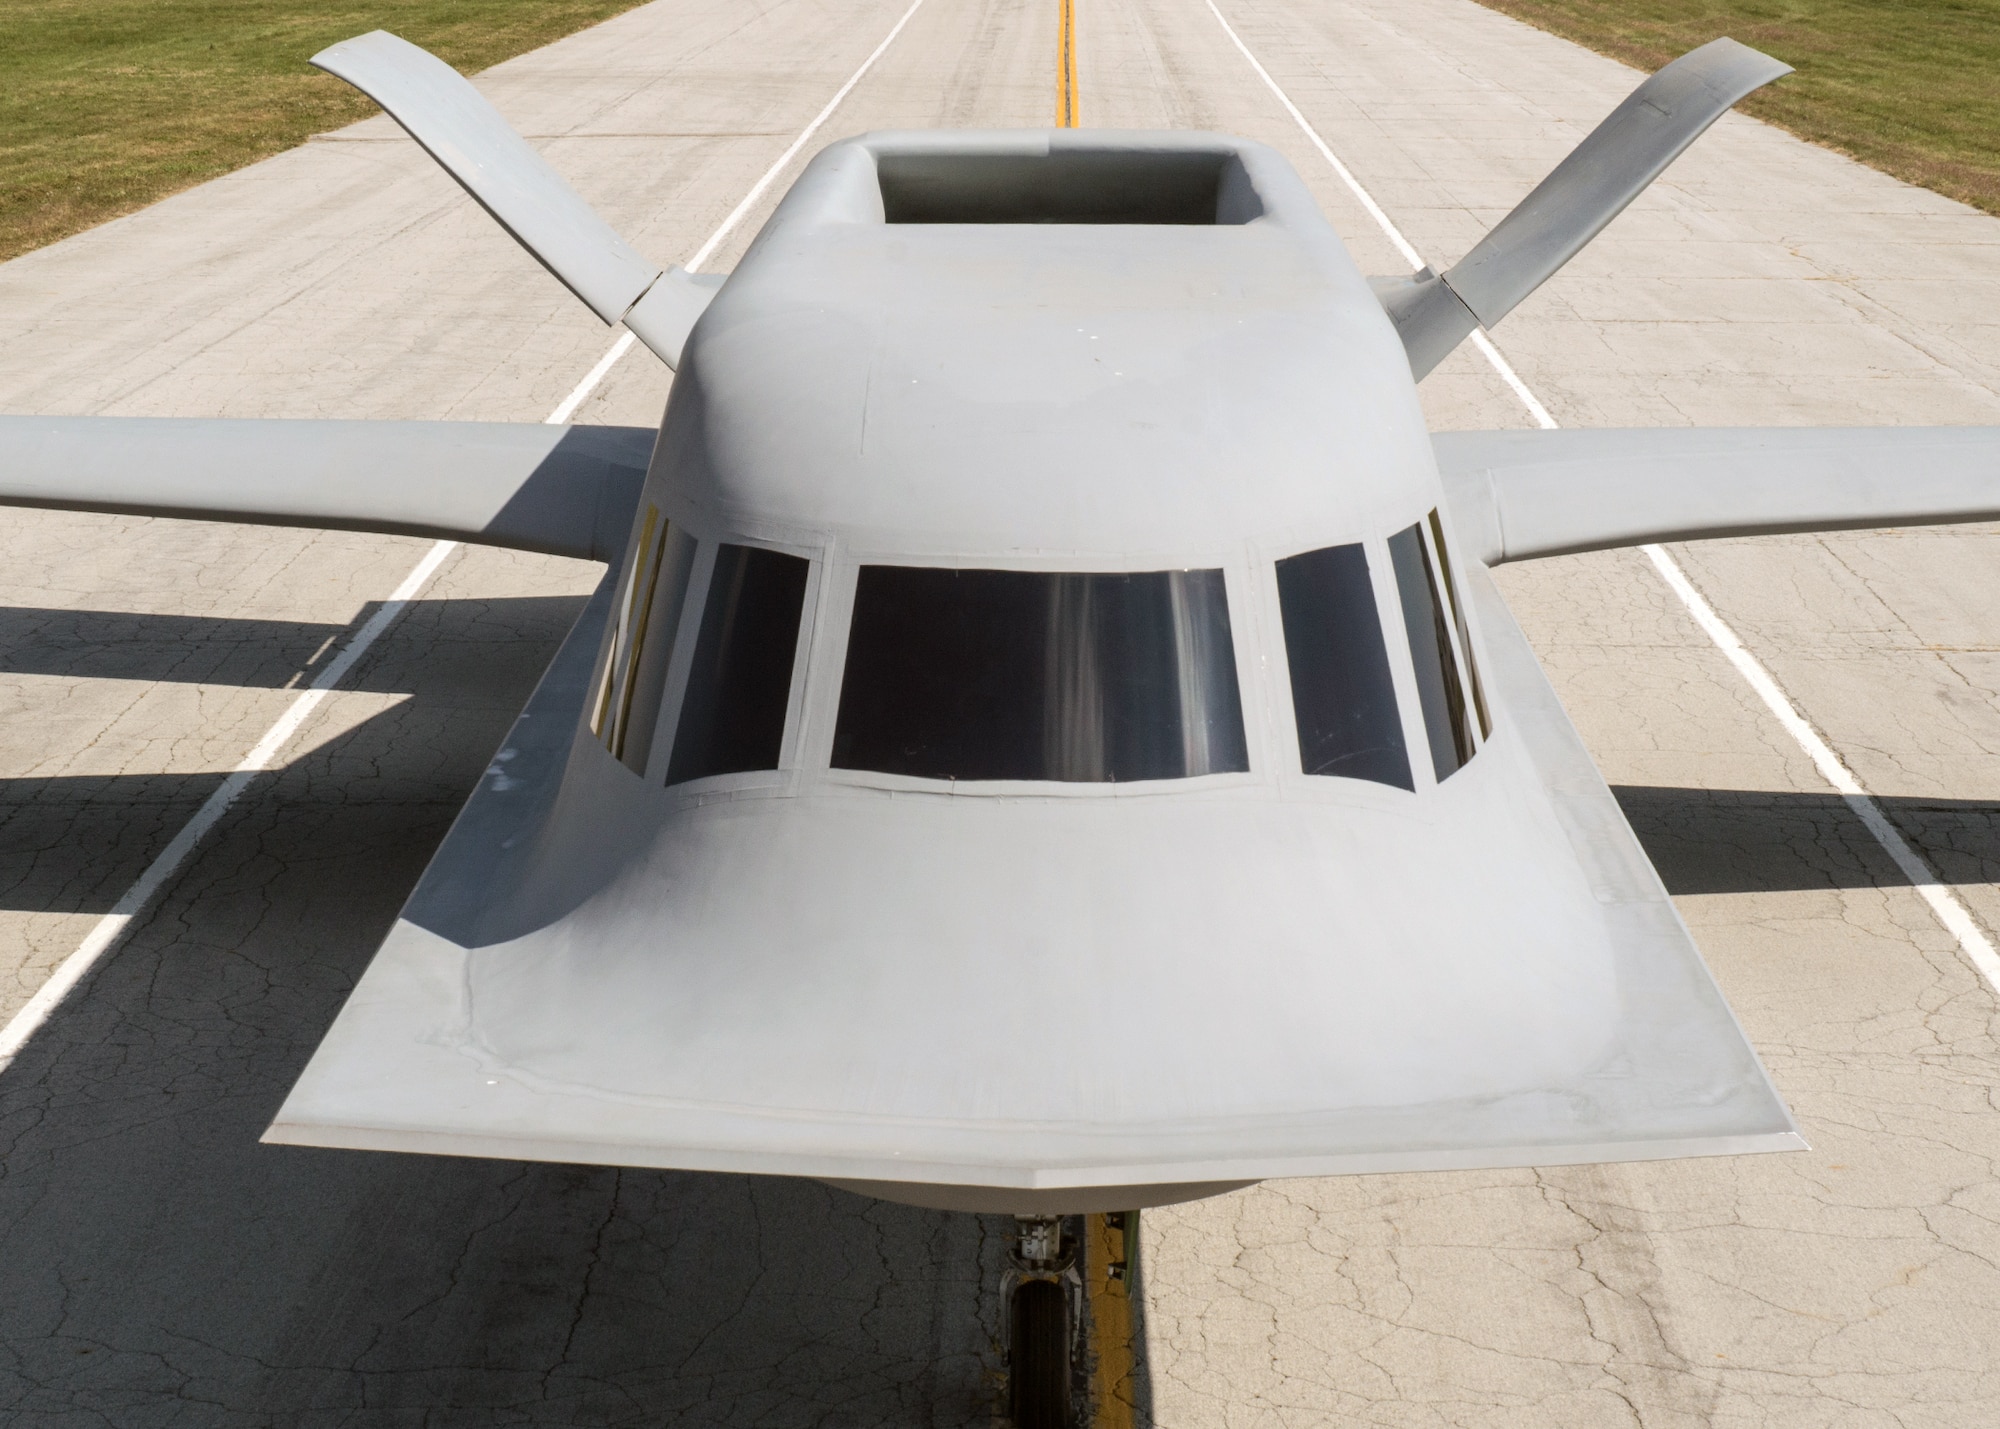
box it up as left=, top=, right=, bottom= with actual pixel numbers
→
left=1085, top=1212, right=1136, bottom=1428
left=1057, top=26, right=1132, bottom=1424
left=1053, top=15, right=1136, bottom=1425
left=1057, top=0, right=1079, bottom=126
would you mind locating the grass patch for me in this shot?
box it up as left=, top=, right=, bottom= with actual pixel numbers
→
left=1476, top=0, right=2000, bottom=216
left=0, top=0, right=651, bottom=261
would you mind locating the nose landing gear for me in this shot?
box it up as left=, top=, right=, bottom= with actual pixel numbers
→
left=1006, top=1216, right=1078, bottom=1428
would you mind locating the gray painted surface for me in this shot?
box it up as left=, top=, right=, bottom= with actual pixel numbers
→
left=0, top=416, right=651, bottom=561
left=1444, top=38, right=1790, bottom=328
left=1371, top=266, right=1482, bottom=383
left=312, top=30, right=719, bottom=368
left=1377, top=39, right=1791, bottom=379
left=266, top=489, right=1802, bottom=1201
left=263, top=125, right=1806, bottom=1210
left=623, top=267, right=727, bottom=369
left=1438, top=425, right=2000, bottom=562
left=312, top=31, right=663, bottom=326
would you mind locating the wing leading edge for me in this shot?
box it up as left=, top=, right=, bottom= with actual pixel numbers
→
left=1375, top=40, right=1792, bottom=378
left=1439, top=426, right=2000, bottom=565
left=0, top=417, right=651, bottom=562
left=311, top=31, right=721, bottom=369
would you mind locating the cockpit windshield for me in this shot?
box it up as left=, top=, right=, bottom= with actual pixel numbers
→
left=832, top=565, right=1249, bottom=783
left=1275, top=542, right=1412, bottom=790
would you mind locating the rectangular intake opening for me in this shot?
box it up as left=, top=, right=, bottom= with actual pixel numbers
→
left=876, top=149, right=1253, bottom=225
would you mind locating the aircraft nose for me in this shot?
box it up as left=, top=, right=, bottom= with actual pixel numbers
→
left=463, top=775, right=1619, bottom=1129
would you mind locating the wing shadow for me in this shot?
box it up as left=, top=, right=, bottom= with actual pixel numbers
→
left=1612, top=785, right=2000, bottom=897
left=1, top=768, right=231, bottom=915
left=0, top=595, right=588, bottom=689
left=0, top=594, right=596, bottom=916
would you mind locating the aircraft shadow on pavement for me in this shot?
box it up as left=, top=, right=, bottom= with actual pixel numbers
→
left=2, top=768, right=233, bottom=916
left=0, top=597, right=588, bottom=689
left=11, top=770, right=1996, bottom=921
left=1614, top=784, right=2000, bottom=897
left=0, top=596, right=596, bottom=918
left=0, top=590, right=1008, bottom=1427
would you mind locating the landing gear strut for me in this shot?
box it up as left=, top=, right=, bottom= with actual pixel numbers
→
left=1006, top=1216, right=1077, bottom=1429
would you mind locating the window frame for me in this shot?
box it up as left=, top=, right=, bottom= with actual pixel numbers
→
left=591, top=501, right=666, bottom=763
left=1270, top=537, right=1418, bottom=793
left=1257, top=527, right=1440, bottom=807
left=1384, top=508, right=1493, bottom=786
left=637, top=536, right=717, bottom=781
left=1424, top=505, right=1493, bottom=743
left=607, top=519, right=700, bottom=774
left=585, top=513, right=1494, bottom=807
left=588, top=521, right=826, bottom=800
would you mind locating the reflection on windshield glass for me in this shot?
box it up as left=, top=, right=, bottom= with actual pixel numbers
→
left=665, top=544, right=810, bottom=787
left=1275, top=542, right=1412, bottom=789
left=833, top=566, right=1248, bottom=782
left=1428, top=509, right=1491, bottom=740
left=1390, top=522, right=1476, bottom=781
left=605, top=521, right=697, bottom=776
left=594, top=505, right=694, bottom=774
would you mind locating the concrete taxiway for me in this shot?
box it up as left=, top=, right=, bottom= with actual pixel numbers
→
left=2, top=0, right=2000, bottom=1423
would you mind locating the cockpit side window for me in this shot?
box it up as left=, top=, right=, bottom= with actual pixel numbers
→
left=1428, top=509, right=1492, bottom=740
left=831, top=565, right=1248, bottom=783
left=1274, top=543, right=1412, bottom=790
left=664, top=544, right=811, bottom=787
left=594, top=506, right=698, bottom=775
left=1388, top=515, right=1485, bottom=782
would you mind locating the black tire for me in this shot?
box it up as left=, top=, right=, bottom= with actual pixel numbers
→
left=1009, top=1278, right=1070, bottom=1429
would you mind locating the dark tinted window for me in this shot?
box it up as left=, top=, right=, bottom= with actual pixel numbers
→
left=876, top=150, right=1237, bottom=225
left=1389, top=523, right=1475, bottom=782
left=832, top=566, right=1248, bottom=783
left=1275, top=544, right=1412, bottom=790
left=665, top=545, right=810, bottom=787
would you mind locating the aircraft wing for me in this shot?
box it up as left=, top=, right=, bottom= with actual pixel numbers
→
left=1375, top=40, right=1791, bottom=378
left=0, top=416, right=651, bottom=562
left=1439, top=426, right=2000, bottom=564
left=311, top=32, right=721, bottom=368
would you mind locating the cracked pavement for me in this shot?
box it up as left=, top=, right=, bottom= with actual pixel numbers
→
left=4, top=0, right=2000, bottom=1423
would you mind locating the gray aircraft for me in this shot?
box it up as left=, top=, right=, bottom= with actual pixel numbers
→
left=6, top=30, right=1999, bottom=1424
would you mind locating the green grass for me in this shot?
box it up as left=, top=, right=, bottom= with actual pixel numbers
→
left=1477, top=0, right=2000, bottom=216
left=0, top=0, right=650, bottom=261
left=9, top=2, right=1994, bottom=262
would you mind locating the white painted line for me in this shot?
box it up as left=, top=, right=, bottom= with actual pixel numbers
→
left=0, top=539, right=459, bottom=1072
left=1207, top=2, right=2000, bottom=994
left=1467, top=330, right=1558, bottom=432
left=1642, top=546, right=2000, bottom=991
left=682, top=0, right=929, bottom=273
left=0, top=0, right=938, bottom=1070
left=1203, top=0, right=1424, bottom=272
left=546, top=331, right=637, bottom=425
left=549, top=0, right=933, bottom=423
